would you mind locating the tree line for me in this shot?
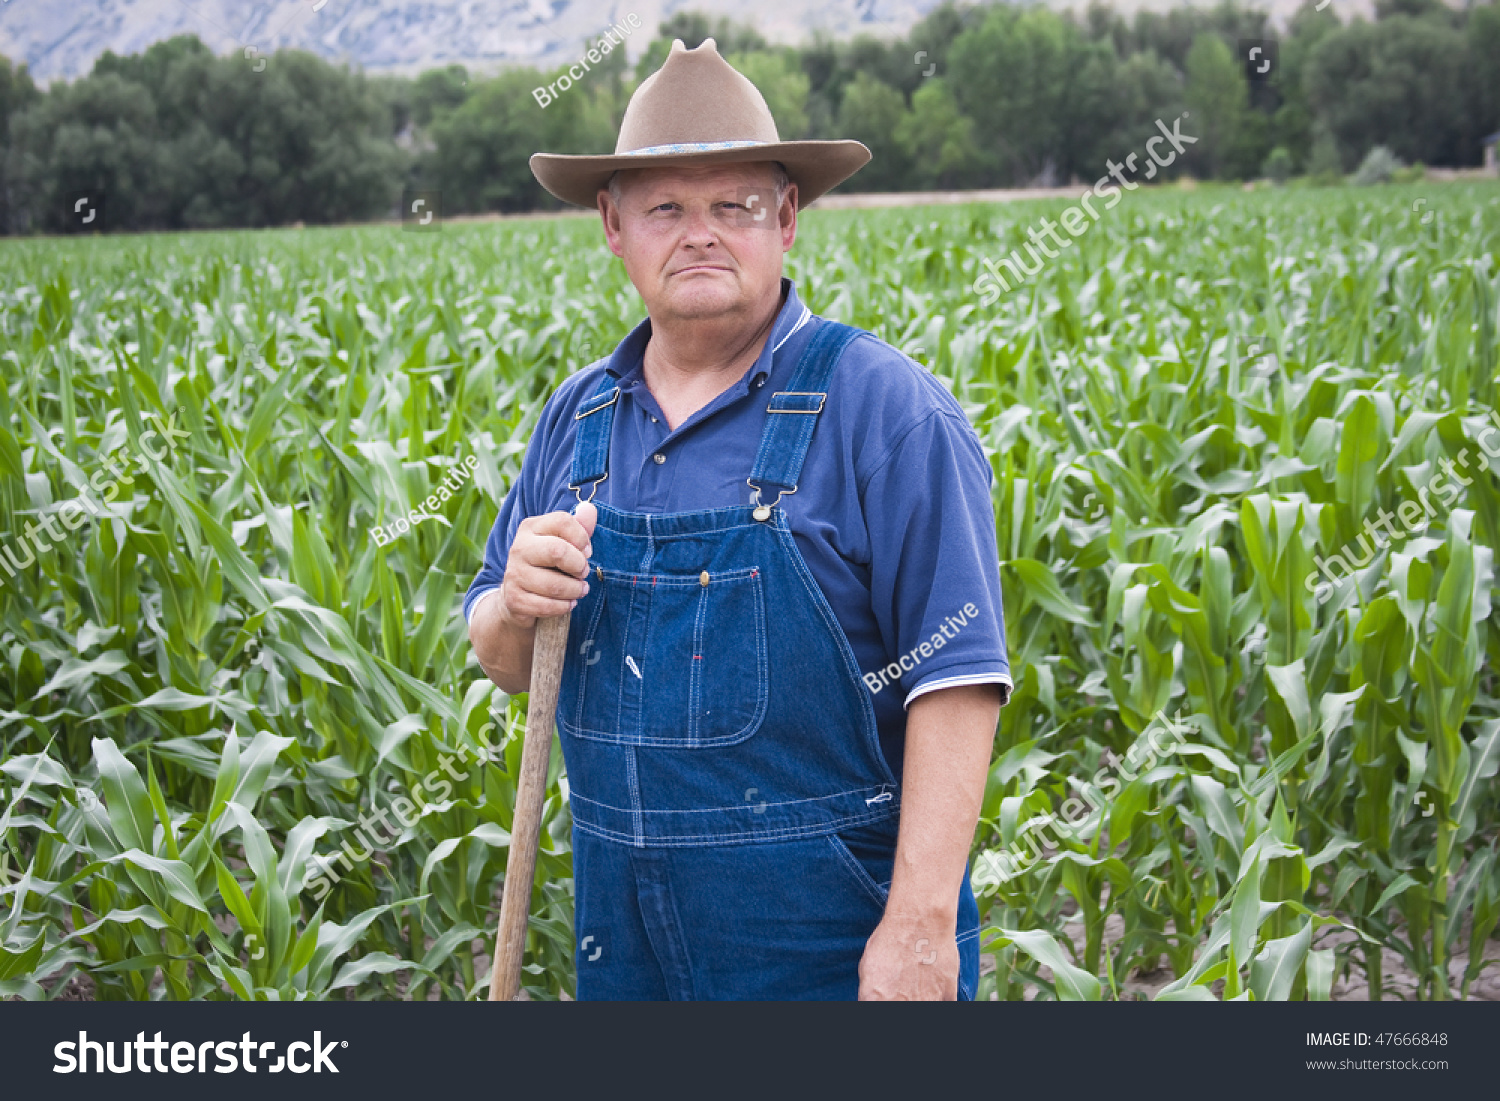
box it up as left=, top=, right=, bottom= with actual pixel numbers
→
left=1, top=0, right=1497, bottom=234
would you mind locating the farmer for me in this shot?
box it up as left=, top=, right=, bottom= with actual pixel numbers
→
left=467, top=39, right=1011, bottom=1000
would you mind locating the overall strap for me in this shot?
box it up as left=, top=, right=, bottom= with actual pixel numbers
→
left=568, top=374, right=620, bottom=499
left=748, top=319, right=861, bottom=497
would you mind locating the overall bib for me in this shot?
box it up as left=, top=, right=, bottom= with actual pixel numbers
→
left=556, top=319, right=982, bottom=1000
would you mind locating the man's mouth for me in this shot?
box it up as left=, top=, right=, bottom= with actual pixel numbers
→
left=671, top=264, right=732, bottom=276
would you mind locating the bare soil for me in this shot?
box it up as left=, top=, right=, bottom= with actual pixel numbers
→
left=981, top=906, right=1500, bottom=1002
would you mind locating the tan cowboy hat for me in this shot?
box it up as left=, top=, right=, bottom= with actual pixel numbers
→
left=530, top=38, right=870, bottom=209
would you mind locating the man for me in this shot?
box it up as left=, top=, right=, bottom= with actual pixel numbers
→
left=467, top=39, right=1010, bottom=1000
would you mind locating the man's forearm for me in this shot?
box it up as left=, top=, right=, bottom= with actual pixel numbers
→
left=885, top=684, right=1002, bottom=919
left=469, top=589, right=539, bottom=695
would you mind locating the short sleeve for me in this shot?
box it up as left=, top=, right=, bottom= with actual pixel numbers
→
left=463, top=377, right=580, bottom=622
left=861, top=409, right=1011, bottom=708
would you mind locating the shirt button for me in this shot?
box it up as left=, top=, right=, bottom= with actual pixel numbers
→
left=652, top=452, right=666, bottom=464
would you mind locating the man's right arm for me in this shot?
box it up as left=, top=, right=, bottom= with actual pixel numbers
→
left=469, top=503, right=597, bottom=694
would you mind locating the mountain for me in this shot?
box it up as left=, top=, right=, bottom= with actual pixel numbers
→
left=0, top=0, right=930, bottom=81
left=0, top=0, right=1368, bottom=83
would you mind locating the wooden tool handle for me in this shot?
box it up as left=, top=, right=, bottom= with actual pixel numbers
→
left=489, top=612, right=571, bottom=1001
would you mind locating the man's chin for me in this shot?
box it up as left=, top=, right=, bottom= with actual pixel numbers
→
left=656, top=279, right=747, bottom=320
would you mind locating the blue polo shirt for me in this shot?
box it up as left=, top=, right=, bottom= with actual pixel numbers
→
left=466, top=278, right=1010, bottom=781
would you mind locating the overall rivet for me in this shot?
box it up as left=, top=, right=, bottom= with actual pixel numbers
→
left=700, top=571, right=710, bottom=587
left=753, top=504, right=772, bottom=522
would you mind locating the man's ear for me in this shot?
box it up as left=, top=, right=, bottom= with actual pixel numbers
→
left=599, top=189, right=626, bottom=258
left=779, top=182, right=798, bottom=251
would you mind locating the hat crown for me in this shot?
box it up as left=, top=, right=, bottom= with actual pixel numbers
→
left=615, top=39, right=780, bottom=155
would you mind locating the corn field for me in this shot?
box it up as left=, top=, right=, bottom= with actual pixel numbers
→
left=2, top=182, right=1499, bottom=1001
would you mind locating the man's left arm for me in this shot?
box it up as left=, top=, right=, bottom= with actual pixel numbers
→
left=851, top=380, right=1011, bottom=1000
left=857, top=683, right=1000, bottom=1000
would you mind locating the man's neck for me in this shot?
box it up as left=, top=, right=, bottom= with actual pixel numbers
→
left=642, top=286, right=786, bottom=431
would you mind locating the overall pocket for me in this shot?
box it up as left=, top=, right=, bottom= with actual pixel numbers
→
left=826, top=822, right=895, bottom=909
left=559, top=565, right=768, bottom=747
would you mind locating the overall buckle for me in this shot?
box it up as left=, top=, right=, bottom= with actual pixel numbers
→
left=746, top=479, right=796, bottom=522
left=569, top=473, right=608, bottom=503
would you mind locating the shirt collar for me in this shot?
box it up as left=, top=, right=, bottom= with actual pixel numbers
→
left=606, top=278, right=811, bottom=390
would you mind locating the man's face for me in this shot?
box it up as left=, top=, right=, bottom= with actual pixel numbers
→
left=598, top=162, right=797, bottom=326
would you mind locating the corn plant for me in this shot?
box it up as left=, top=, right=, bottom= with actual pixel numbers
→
left=2, top=182, right=1498, bottom=1000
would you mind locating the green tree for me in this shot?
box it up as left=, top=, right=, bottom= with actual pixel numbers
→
left=5, top=0, right=1499, bottom=231
left=1373, top=0, right=1456, bottom=23
left=1225, top=109, right=1273, bottom=180
left=1269, top=3, right=1342, bottom=172
left=906, top=1, right=984, bottom=94
left=896, top=78, right=979, bottom=189
left=1183, top=32, right=1249, bottom=177
left=10, top=36, right=404, bottom=232
left=10, top=71, right=161, bottom=231
left=835, top=72, right=910, bottom=191
left=948, top=6, right=1085, bottom=185
left=90, top=33, right=214, bottom=105
left=1305, top=123, right=1345, bottom=179
left=1127, top=3, right=1270, bottom=73
left=171, top=48, right=402, bottom=227
left=800, top=33, right=845, bottom=140
left=426, top=70, right=551, bottom=213
left=1463, top=4, right=1500, bottom=159
left=1262, top=145, right=1294, bottom=182
left=729, top=51, right=810, bottom=140
left=252, top=52, right=405, bottom=226
left=0, top=56, right=41, bottom=233
left=1059, top=35, right=1133, bottom=181
left=1304, top=16, right=1471, bottom=168
left=803, top=30, right=911, bottom=140
left=1083, top=50, right=1185, bottom=177
left=410, top=65, right=471, bottom=127
left=423, top=62, right=619, bottom=213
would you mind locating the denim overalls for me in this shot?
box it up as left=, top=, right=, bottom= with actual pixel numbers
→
left=555, top=319, right=982, bottom=1000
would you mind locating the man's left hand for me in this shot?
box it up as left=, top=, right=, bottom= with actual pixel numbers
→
left=857, top=911, right=959, bottom=1000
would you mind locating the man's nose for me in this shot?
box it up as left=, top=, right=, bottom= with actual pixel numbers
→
left=678, top=203, right=721, bottom=246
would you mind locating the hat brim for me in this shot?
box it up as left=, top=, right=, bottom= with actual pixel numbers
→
left=530, top=140, right=872, bottom=210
